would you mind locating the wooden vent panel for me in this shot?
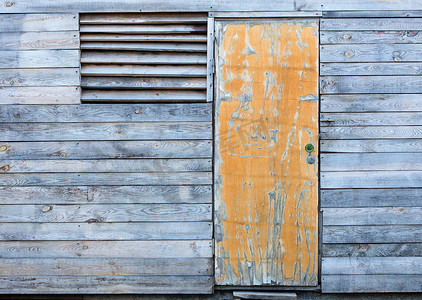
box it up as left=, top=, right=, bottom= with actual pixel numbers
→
left=80, top=13, right=208, bottom=103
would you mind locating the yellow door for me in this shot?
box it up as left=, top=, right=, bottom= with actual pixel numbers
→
left=214, top=19, right=319, bottom=286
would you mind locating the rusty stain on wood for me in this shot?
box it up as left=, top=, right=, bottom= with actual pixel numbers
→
left=215, top=20, right=319, bottom=286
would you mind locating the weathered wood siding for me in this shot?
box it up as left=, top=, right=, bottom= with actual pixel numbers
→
left=0, top=14, right=80, bottom=104
left=320, top=17, right=422, bottom=293
left=0, top=103, right=213, bottom=293
left=214, top=19, right=319, bottom=286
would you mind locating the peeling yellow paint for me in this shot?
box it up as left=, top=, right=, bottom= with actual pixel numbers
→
left=215, top=20, right=319, bottom=286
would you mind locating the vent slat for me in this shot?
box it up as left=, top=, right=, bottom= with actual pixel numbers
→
left=81, top=77, right=206, bottom=90
left=81, top=42, right=207, bottom=52
left=81, top=51, right=207, bottom=64
left=82, top=90, right=207, bottom=102
left=80, top=13, right=207, bottom=25
left=80, top=24, right=207, bottom=34
left=81, top=64, right=206, bottom=77
left=80, top=34, right=207, bottom=43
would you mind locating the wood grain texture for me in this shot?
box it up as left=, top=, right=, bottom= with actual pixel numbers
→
left=0, top=87, right=80, bottom=104
left=80, top=24, right=207, bottom=34
left=296, top=0, right=422, bottom=11
left=321, top=18, right=422, bottom=31
left=80, top=33, right=207, bottom=42
left=81, top=51, right=206, bottom=64
left=0, top=257, right=212, bottom=276
left=0, top=140, right=212, bottom=159
left=0, top=31, right=79, bottom=50
left=0, top=185, right=212, bottom=204
left=215, top=20, right=319, bottom=286
left=322, top=243, right=422, bottom=257
left=81, top=64, right=206, bottom=77
left=80, top=12, right=207, bottom=24
left=0, top=14, right=78, bottom=31
left=322, top=11, right=422, bottom=18
left=82, top=90, right=206, bottom=102
left=0, top=68, right=79, bottom=87
left=0, top=50, right=79, bottom=68
left=0, top=275, right=213, bottom=294
left=82, top=77, right=206, bottom=90
left=80, top=42, right=207, bottom=52
left=321, top=31, right=422, bottom=45
left=0, top=122, right=211, bottom=141
left=321, top=94, right=422, bottom=113
left=321, top=139, right=422, bottom=153
left=0, top=103, right=212, bottom=123
left=321, top=126, right=422, bottom=140
left=0, top=222, right=212, bottom=240
left=321, top=112, right=422, bottom=126
left=321, top=62, right=422, bottom=76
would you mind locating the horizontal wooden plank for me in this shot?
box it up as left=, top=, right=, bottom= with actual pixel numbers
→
left=0, top=257, right=212, bottom=276
left=80, top=33, right=207, bottom=42
left=82, top=90, right=206, bottom=102
left=321, top=18, right=422, bottom=31
left=0, top=275, right=213, bottom=294
left=0, top=240, right=212, bottom=258
left=81, top=42, right=207, bottom=52
left=321, top=112, right=422, bottom=126
left=323, top=225, right=422, bottom=243
left=81, top=51, right=206, bottom=64
left=322, top=11, right=422, bottom=18
left=320, top=44, right=422, bottom=62
left=321, top=76, right=422, bottom=94
left=0, top=203, right=211, bottom=222
left=322, top=257, right=422, bottom=275
left=321, top=153, right=422, bottom=171
left=0, top=185, right=212, bottom=204
left=0, top=14, right=78, bottom=31
left=322, top=188, right=422, bottom=208
left=210, top=11, right=322, bottom=17
left=0, top=172, right=212, bottom=186
left=81, top=64, right=206, bottom=77
left=0, top=159, right=211, bottom=173
left=324, top=207, right=422, bottom=225
left=296, top=0, right=422, bottom=11
left=0, top=68, right=79, bottom=87
left=0, top=222, right=212, bottom=240
left=321, top=62, right=422, bottom=76
left=321, top=31, right=422, bottom=45
left=322, top=275, right=422, bottom=293
left=82, top=77, right=206, bottom=90
left=322, top=243, right=422, bottom=257
left=0, top=50, right=79, bottom=68
left=321, top=139, right=422, bottom=153
left=0, top=140, right=212, bottom=159
left=322, top=171, right=422, bottom=188
left=0, top=31, right=79, bottom=50
left=80, top=24, right=207, bottom=34
left=0, top=103, right=212, bottom=123
left=80, top=13, right=207, bottom=24
left=0, top=87, right=80, bottom=105
left=321, top=126, right=422, bottom=140
left=321, top=94, right=422, bottom=113
left=1, top=122, right=212, bottom=141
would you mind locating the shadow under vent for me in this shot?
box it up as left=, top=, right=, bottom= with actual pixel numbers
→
left=80, top=13, right=208, bottom=102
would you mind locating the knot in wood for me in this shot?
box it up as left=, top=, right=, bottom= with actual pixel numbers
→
left=59, top=151, right=68, bottom=158
left=0, top=145, right=10, bottom=152
left=9, top=81, right=14, bottom=86
left=13, top=114, right=20, bottom=118
left=344, top=50, right=354, bottom=58
left=342, top=34, right=351, bottom=40
left=42, top=205, right=52, bottom=213
left=4, top=1, right=14, bottom=7
left=394, top=56, right=402, bottom=62
left=134, top=109, right=142, bottom=114
left=0, top=165, right=10, bottom=172
left=327, top=80, right=335, bottom=86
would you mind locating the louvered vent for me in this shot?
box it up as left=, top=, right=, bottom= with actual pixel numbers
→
left=80, top=13, right=208, bottom=102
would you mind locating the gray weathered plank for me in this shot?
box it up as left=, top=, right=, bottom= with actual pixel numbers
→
left=233, top=291, right=298, bottom=299
left=206, top=17, right=214, bottom=103
left=80, top=12, right=207, bottom=24
left=323, top=207, right=422, bottom=225
left=296, top=0, right=422, bottom=11
left=0, top=14, right=78, bottom=31
left=0, top=87, right=80, bottom=105
left=0, top=68, right=79, bottom=87
left=321, top=126, right=422, bottom=140
left=82, top=77, right=206, bottom=90
left=322, top=275, right=422, bottom=293
left=0, top=185, right=212, bottom=204
left=322, top=243, right=422, bottom=257
left=320, top=44, right=422, bottom=62
left=0, top=122, right=212, bottom=141
left=320, top=31, right=422, bottom=45
left=81, top=42, right=207, bottom=52
left=81, top=51, right=206, bottom=64
left=0, top=103, right=212, bottom=123
left=0, top=275, right=213, bottom=294
left=321, top=94, right=422, bottom=113
left=0, top=222, right=211, bottom=240
left=80, top=24, right=207, bottom=34
left=321, top=63, right=422, bottom=76
left=321, top=112, right=422, bottom=126
left=0, top=50, right=79, bottom=68
left=321, top=139, right=422, bottom=153
left=323, top=225, right=422, bottom=243
left=321, top=188, right=422, bottom=208
left=0, top=257, right=212, bottom=276
left=0, top=240, right=213, bottom=258
left=0, top=140, right=212, bottom=159
left=0, top=159, right=211, bottom=173
left=0, top=172, right=212, bottom=186
left=322, top=257, right=422, bottom=275
left=321, top=171, right=422, bottom=188
left=321, top=153, right=422, bottom=171
left=322, top=11, right=422, bottom=18
left=82, top=90, right=207, bottom=102
left=81, top=64, right=206, bottom=77
left=321, top=18, right=422, bottom=31
left=0, top=202, right=195, bottom=223
left=80, top=33, right=207, bottom=42
left=321, top=76, right=422, bottom=94
left=0, top=31, right=79, bottom=50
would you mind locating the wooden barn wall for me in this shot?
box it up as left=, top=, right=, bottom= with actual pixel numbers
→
left=320, top=17, right=422, bottom=293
